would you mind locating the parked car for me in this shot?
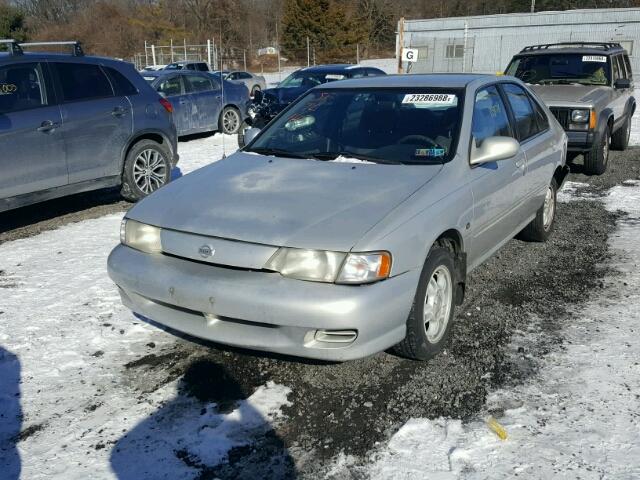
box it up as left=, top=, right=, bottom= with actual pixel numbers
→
left=237, top=64, right=387, bottom=147
left=224, top=70, right=267, bottom=96
left=164, top=61, right=210, bottom=72
left=109, top=74, right=568, bottom=362
left=506, top=42, right=635, bottom=175
left=142, top=70, right=250, bottom=135
left=0, top=40, right=178, bottom=213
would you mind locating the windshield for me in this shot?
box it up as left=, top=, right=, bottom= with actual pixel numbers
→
left=278, top=71, right=347, bottom=89
left=246, top=88, right=463, bottom=165
left=506, top=54, right=611, bottom=85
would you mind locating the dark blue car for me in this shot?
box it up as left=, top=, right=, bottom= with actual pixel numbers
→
left=238, top=64, right=386, bottom=146
left=142, top=70, right=250, bottom=136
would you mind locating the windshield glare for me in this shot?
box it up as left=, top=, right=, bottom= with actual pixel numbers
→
left=507, top=54, right=611, bottom=85
left=247, top=89, right=463, bottom=165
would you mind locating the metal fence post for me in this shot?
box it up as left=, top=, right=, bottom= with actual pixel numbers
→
left=151, top=44, right=157, bottom=67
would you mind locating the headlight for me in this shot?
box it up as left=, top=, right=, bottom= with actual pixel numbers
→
left=265, top=248, right=391, bottom=284
left=120, top=218, right=162, bottom=254
left=571, top=109, right=590, bottom=123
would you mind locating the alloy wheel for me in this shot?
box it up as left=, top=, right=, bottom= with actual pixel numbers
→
left=133, top=148, right=168, bottom=194
left=223, top=109, right=240, bottom=134
left=543, top=185, right=555, bottom=230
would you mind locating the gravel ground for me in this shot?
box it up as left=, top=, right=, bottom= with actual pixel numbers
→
left=2, top=147, right=640, bottom=479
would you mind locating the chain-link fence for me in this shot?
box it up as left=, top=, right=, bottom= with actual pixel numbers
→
left=134, top=40, right=394, bottom=74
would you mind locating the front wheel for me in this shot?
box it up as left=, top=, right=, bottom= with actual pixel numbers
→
left=393, top=247, right=456, bottom=361
left=120, top=139, right=171, bottom=202
left=583, top=127, right=610, bottom=175
left=518, top=178, right=558, bottom=242
left=219, top=106, right=241, bottom=135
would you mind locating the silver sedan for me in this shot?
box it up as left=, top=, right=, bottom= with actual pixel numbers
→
left=108, top=74, right=567, bottom=362
left=224, top=70, right=267, bottom=96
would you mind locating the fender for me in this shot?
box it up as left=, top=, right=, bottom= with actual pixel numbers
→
left=119, top=129, right=176, bottom=172
left=597, top=107, right=614, bottom=138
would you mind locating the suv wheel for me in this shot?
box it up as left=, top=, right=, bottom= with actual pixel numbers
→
left=583, top=126, right=610, bottom=175
left=121, top=139, right=171, bottom=201
left=611, top=115, right=631, bottom=151
left=393, top=246, right=456, bottom=361
left=518, top=178, right=558, bottom=242
left=219, top=106, right=241, bottom=135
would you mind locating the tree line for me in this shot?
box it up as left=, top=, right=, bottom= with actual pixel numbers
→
left=1, top=0, right=639, bottom=64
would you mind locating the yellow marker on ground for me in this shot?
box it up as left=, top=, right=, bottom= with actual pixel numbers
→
left=485, top=416, right=508, bottom=440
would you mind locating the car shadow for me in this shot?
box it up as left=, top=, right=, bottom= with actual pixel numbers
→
left=110, top=359, right=297, bottom=479
left=179, top=131, right=218, bottom=143
left=0, top=346, right=22, bottom=480
left=0, top=187, right=126, bottom=235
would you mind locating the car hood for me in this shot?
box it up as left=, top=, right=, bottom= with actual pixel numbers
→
left=529, top=84, right=609, bottom=107
left=127, top=152, right=442, bottom=251
left=263, top=86, right=308, bottom=105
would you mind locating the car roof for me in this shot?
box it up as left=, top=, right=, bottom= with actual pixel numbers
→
left=299, top=64, right=368, bottom=74
left=145, top=69, right=207, bottom=77
left=319, top=73, right=492, bottom=89
left=514, top=47, right=623, bottom=57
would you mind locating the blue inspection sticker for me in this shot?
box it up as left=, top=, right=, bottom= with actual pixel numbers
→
left=415, top=148, right=446, bottom=157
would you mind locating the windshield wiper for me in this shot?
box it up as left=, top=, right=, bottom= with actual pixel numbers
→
left=247, top=147, right=316, bottom=160
left=311, top=151, right=402, bottom=165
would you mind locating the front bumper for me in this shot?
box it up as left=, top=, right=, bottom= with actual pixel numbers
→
left=566, top=131, right=596, bottom=152
left=107, top=245, right=418, bottom=361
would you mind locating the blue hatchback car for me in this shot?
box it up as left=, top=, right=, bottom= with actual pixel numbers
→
left=0, top=40, right=179, bottom=212
left=142, top=70, right=250, bottom=136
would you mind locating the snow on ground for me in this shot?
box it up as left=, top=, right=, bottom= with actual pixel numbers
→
left=366, top=182, right=640, bottom=479
left=0, top=133, right=294, bottom=479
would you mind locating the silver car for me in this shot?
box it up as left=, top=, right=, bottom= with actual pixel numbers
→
left=108, top=74, right=567, bottom=362
left=224, top=70, right=267, bottom=97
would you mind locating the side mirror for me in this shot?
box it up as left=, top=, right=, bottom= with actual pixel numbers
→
left=253, top=89, right=263, bottom=103
left=614, top=78, right=631, bottom=89
left=243, top=127, right=261, bottom=145
left=470, top=136, right=520, bottom=165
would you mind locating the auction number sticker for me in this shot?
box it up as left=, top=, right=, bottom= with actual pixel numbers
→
left=402, top=93, right=457, bottom=106
left=582, top=55, right=607, bottom=63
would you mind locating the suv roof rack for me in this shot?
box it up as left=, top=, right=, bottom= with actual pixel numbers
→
left=521, top=42, right=623, bottom=53
left=0, top=39, right=23, bottom=56
left=18, top=41, right=84, bottom=56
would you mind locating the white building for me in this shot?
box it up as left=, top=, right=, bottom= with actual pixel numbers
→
left=398, top=8, right=640, bottom=74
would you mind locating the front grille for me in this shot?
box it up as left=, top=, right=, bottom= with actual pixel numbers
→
left=550, top=107, right=570, bottom=130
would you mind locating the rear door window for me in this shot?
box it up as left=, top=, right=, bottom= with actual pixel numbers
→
left=196, top=63, right=209, bottom=72
left=471, top=85, right=512, bottom=147
left=184, top=75, right=213, bottom=93
left=54, top=62, right=114, bottom=102
left=623, top=55, right=633, bottom=80
left=0, top=62, right=48, bottom=113
left=502, top=83, right=541, bottom=141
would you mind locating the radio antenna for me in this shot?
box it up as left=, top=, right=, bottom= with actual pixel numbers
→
left=220, top=26, right=226, bottom=159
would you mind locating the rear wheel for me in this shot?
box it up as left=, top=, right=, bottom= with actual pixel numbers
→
left=219, top=106, right=241, bottom=135
left=518, top=178, right=558, bottom=242
left=121, top=139, right=171, bottom=201
left=583, top=126, right=610, bottom=175
left=611, top=115, right=631, bottom=151
left=393, top=247, right=456, bottom=361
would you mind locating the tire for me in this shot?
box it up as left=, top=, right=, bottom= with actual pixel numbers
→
left=219, top=106, right=241, bottom=135
left=120, top=139, right=171, bottom=202
left=583, top=126, right=610, bottom=175
left=518, top=177, right=558, bottom=242
left=393, top=246, right=457, bottom=361
left=611, top=114, right=631, bottom=151
left=250, top=85, right=261, bottom=97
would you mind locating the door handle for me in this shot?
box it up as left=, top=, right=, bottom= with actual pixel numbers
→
left=111, top=106, right=129, bottom=117
left=37, top=120, right=60, bottom=133
left=515, top=158, right=525, bottom=168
